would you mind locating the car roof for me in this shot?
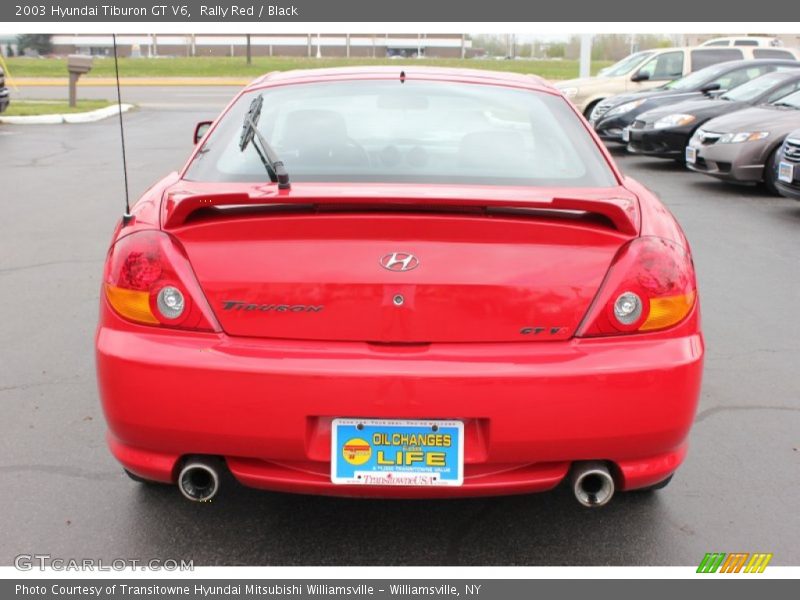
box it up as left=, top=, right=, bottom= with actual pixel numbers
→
left=245, top=66, right=555, bottom=93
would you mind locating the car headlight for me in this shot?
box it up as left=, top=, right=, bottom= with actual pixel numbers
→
left=653, top=114, right=697, bottom=129
left=718, top=131, right=770, bottom=144
left=560, top=87, right=578, bottom=99
left=604, top=99, right=647, bottom=117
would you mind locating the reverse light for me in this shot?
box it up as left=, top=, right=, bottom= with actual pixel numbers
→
left=653, top=114, right=696, bottom=129
left=578, top=237, right=697, bottom=336
left=103, top=230, right=218, bottom=331
left=156, top=286, right=185, bottom=320
left=613, top=292, right=643, bottom=325
left=604, top=99, right=647, bottom=118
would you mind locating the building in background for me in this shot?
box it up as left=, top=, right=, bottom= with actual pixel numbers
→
left=48, top=34, right=473, bottom=59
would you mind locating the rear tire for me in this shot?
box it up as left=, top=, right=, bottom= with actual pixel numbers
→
left=632, top=474, right=673, bottom=493
left=124, top=469, right=165, bottom=485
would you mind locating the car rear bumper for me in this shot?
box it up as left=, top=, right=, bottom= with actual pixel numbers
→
left=0, top=89, right=9, bottom=113
left=97, top=302, right=704, bottom=498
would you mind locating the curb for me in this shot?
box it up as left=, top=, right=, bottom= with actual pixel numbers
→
left=0, top=103, right=134, bottom=124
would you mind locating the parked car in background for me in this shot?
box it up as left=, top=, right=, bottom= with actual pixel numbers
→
left=773, top=130, right=800, bottom=199
left=0, top=67, right=9, bottom=113
left=686, top=89, right=800, bottom=193
left=700, top=36, right=785, bottom=49
left=627, top=70, right=800, bottom=159
left=591, top=59, right=800, bottom=143
left=556, top=46, right=798, bottom=118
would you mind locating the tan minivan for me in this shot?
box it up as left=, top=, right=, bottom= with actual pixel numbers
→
left=555, top=45, right=800, bottom=117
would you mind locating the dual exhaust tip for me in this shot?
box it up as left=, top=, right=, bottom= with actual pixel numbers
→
left=176, top=457, right=615, bottom=507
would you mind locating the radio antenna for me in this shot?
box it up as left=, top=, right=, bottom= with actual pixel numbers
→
left=112, top=33, right=132, bottom=224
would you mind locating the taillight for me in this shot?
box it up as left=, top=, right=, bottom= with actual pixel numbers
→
left=578, top=236, right=697, bottom=337
left=103, top=230, right=219, bottom=331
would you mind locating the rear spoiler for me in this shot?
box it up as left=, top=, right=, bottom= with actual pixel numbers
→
left=162, top=190, right=639, bottom=235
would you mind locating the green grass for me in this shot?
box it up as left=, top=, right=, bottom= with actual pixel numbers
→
left=4, top=99, right=113, bottom=116
left=4, top=56, right=612, bottom=81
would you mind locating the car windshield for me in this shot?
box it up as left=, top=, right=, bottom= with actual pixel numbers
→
left=663, top=63, right=731, bottom=90
left=602, top=51, right=655, bottom=77
left=771, top=89, right=800, bottom=108
left=720, top=73, right=786, bottom=102
left=184, top=79, right=617, bottom=188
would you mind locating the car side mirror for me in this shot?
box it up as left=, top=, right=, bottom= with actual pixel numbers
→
left=631, top=71, right=650, bottom=83
left=700, top=82, right=721, bottom=94
left=194, top=121, right=213, bottom=145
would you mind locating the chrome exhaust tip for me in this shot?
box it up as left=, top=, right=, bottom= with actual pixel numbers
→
left=571, top=461, right=615, bottom=508
left=178, top=460, right=219, bottom=502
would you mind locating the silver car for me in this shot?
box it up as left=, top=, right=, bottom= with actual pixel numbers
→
left=685, top=89, right=800, bottom=193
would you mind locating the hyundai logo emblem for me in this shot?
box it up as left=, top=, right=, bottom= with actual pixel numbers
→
left=379, top=252, right=419, bottom=272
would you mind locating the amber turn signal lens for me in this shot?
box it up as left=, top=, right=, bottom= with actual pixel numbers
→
left=640, top=291, right=696, bottom=331
left=104, top=284, right=159, bottom=325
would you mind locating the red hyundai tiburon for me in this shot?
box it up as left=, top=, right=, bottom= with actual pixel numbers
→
left=96, top=67, right=703, bottom=506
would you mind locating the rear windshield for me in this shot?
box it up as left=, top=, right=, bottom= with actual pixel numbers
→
left=184, top=80, right=617, bottom=188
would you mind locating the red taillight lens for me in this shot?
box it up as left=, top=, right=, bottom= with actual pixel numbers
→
left=577, top=236, right=697, bottom=337
left=103, top=230, right=219, bottom=332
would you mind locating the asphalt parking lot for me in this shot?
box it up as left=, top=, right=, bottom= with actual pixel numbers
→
left=1, top=85, right=798, bottom=567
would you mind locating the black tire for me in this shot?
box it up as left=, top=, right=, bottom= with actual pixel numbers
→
left=632, top=474, right=673, bottom=493
left=124, top=469, right=166, bottom=485
left=763, top=146, right=781, bottom=196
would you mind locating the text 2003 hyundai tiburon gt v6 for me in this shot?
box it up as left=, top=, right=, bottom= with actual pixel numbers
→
left=96, top=67, right=704, bottom=507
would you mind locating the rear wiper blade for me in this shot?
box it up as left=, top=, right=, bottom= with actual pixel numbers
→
left=239, top=94, right=290, bottom=190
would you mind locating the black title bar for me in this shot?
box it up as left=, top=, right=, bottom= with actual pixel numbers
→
left=4, top=0, right=798, bottom=22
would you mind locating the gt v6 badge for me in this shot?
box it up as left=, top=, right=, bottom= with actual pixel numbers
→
left=222, top=301, right=323, bottom=313
left=520, top=326, right=567, bottom=335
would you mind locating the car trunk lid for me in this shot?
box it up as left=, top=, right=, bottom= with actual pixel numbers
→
left=164, top=182, right=638, bottom=343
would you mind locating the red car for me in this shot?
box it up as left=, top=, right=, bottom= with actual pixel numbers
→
left=96, top=67, right=703, bottom=507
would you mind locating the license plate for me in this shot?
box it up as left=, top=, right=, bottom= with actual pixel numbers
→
left=686, top=146, right=697, bottom=164
left=778, top=161, right=794, bottom=183
left=622, top=127, right=631, bottom=142
left=331, top=418, right=464, bottom=486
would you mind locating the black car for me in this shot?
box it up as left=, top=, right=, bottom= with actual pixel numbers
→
left=774, top=130, right=800, bottom=200
left=627, top=70, right=800, bottom=159
left=0, top=66, right=9, bottom=113
left=591, top=59, right=800, bottom=142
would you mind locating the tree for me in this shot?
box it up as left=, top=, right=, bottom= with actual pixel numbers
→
left=17, top=34, right=53, bottom=55
left=545, top=43, right=566, bottom=59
